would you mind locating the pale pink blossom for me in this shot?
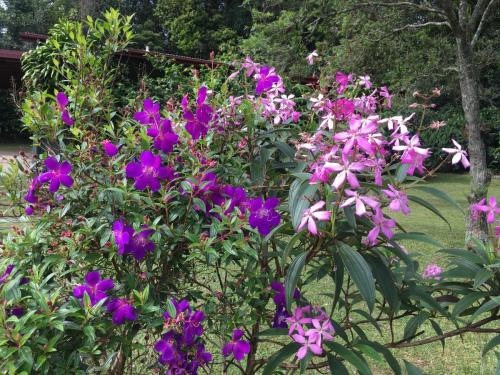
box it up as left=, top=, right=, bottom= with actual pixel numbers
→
left=306, top=50, right=319, bottom=65
left=442, top=139, right=470, bottom=169
left=298, top=201, right=331, bottom=235
left=325, top=157, right=367, bottom=190
left=340, top=190, right=379, bottom=216
left=366, top=209, right=396, bottom=245
left=358, top=75, right=372, bottom=89
left=383, top=184, right=410, bottom=215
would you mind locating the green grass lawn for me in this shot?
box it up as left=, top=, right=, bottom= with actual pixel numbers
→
left=315, top=173, right=500, bottom=375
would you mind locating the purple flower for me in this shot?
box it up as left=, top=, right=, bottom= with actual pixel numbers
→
left=42, top=157, right=74, bottom=193
left=7, top=306, right=25, bottom=318
left=127, top=227, right=155, bottom=261
left=56, top=92, right=69, bottom=110
left=0, top=264, right=15, bottom=284
left=184, top=87, right=213, bottom=141
left=422, top=263, right=443, bottom=280
left=255, top=66, right=280, bottom=95
left=112, top=219, right=134, bottom=255
left=156, top=299, right=212, bottom=373
left=248, top=197, right=281, bottom=236
left=223, top=186, right=248, bottom=215
left=273, top=305, right=291, bottom=328
left=271, top=281, right=300, bottom=307
left=73, top=271, right=114, bottom=306
left=107, top=298, right=136, bottom=325
left=222, top=329, right=251, bottom=361
left=102, top=140, right=119, bottom=157
left=25, top=206, right=34, bottom=216
left=133, top=98, right=161, bottom=125
left=125, top=150, right=173, bottom=191
left=147, top=118, right=179, bottom=154
left=56, top=92, right=74, bottom=126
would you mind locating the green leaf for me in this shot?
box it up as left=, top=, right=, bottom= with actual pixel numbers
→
left=327, top=353, right=349, bottom=375
left=19, top=346, right=33, bottom=368
left=324, top=342, right=372, bottom=375
left=258, top=328, right=288, bottom=337
left=332, top=252, right=344, bottom=312
left=285, top=251, right=308, bottom=312
left=367, top=254, right=400, bottom=312
left=407, top=195, right=450, bottom=228
left=392, top=232, right=443, bottom=248
left=474, top=268, right=493, bottom=289
left=452, top=291, right=488, bottom=318
left=429, top=319, right=445, bottom=350
left=404, top=312, right=429, bottom=340
left=262, top=342, right=301, bottom=375
left=482, top=334, right=500, bottom=357
left=358, top=340, right=401, bottom=375
left=289, top=177, right=318, bottom=229
left=396, top=163, right=410, bottom=182
left=338, top=243, right=375, bottom=312
left=165, top=299, right=177, bottom=319
left=412, top=186, right=464, bottom=214
left=404, top=360, right=425, bottom=375
left=470, top=296, right=500, bottom=322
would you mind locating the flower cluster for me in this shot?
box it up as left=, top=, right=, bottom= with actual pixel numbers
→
left=112, top=219, right=155, bottom=261
left=126, top=150, right=174, bottom=192
left=24, top=156, right=73, bottom=215
left=154, top=299, right=212, bottom=374
left=73, top=271, right=135, bottom=325
left=422, top=264, right=443, bottom=280
left=472, top=196, right=500, bottom=237
left=287, top=305, right=335, bottom=360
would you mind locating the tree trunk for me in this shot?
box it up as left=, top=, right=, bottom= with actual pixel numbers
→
left=455, top=36, right=491, bottom=246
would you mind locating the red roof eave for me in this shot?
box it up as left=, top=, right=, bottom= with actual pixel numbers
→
left=0, top=49, right=24, bottom=60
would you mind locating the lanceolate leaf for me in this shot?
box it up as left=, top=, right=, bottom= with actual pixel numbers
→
left=358, top=340, right=402, bottom=375
left=262, top=342, right=301, bottom=375
left=338, top=243, right=375, bottom=312
left=285, top=251, right=308, bottom=312
left=412, top=185, right=464, bottom=214
left=407, top=195, right=451, bottom=228
left=324, top=342, right=372, bottom=375
left=404, top=360, right=425, bottom=375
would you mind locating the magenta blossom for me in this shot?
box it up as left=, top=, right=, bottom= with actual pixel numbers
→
left=42, top=157, right=73, bottom=193
left=56, top=92, right=74, bottom=126
left=383, top=184, right=410, bottom=215
left=248, top=197, right=281, bottom=235
left=112, top=219, right=134, bottom=255
left=102, top=140, right=119, bottom=157
left=255, top=66, right=280, bottom=95
left=366, top=209, right=396, bottom=245
left=73, top=271, right=114, bottom=306
left=393, top=134, right=430, bottom=175
left=107, top=298, right=136, bottom=325
left=335, top=71, right=352, bottom=94
left=133, top=98, right=161, bottom=125
left=422, top=264, right=443, bottom=280
left=222, top=329, right=250, bottom=361
left=183, top=86, right=213, bottom=140
left=297, top=201, right=331, bottom=235
left=147, top=118, right=179, bottom=154
left=126, top=150, right=173, bottom=191
left=442, top=139, right=470, bottom=169
left=0, top=264, right=15, bottom=284
left=473, top=197, right=499, bottom=224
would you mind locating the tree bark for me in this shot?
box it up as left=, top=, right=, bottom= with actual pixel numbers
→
left=455, top=36, right=491, bottom=245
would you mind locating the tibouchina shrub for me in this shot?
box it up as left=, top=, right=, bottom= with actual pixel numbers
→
left=1, top=10, right=499, bottom=375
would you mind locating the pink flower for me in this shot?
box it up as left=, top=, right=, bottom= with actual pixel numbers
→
left=305, top=318, right=335, bottom=347
left=358, top=75, right=372, bottom=89
left=340, top=190, right=379, bottom=216
left=430, top=120, right=446, bottom=129
left=334, top=115, right=378, bottom=156
left=442, top=139, right=470, bottom=169
left=292, top=334, right=323, bottom=359
left=393, top=134, right=430, bottom=175
left=366, top=209, right=396, bottom=245
left=298, top=201, right=331, bottom=235
left=473, top=197, right=499, bottom=224
left=325, top=157, right=367, bottom=190
left=383, top=184, right=410, bottom=215
left=422, top=263, right=442, bottom=280
left=306, top=50, right=319, bottom=65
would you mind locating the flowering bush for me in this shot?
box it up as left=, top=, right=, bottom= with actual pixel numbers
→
left=1, top=10, right=499, bottom=375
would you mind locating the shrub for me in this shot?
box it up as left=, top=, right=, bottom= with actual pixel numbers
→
left=1, top=9, right=499, bottom=375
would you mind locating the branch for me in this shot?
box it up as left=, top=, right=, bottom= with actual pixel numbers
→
left=470, top=0, right=493, bottom=32
left=393, top=20, right=450, bottom=32
left=471, top=0, right=498, bottom=49
left=434, top=0, right=461, bottom=35
left=386, top=315, right=500, bottom=348
left=357, top=1, right=446, bottom=16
